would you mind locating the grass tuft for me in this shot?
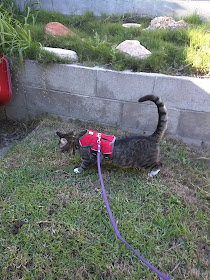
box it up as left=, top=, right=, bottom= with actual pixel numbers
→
left=182, top=13, right=204, bottom=25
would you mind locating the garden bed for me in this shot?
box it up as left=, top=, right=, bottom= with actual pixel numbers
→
left=29, top=11, right=210, bottom=76
left=0, top=5, right=210, bottom=77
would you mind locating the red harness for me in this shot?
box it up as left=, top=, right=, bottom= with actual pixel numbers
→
left=79, top=130, right=115, bottom=159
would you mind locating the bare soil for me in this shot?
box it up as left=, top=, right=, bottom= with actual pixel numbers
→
left=0, top=119, right=39, bottom=151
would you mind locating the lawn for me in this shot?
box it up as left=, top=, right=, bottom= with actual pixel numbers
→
left=0, top=117, right=209, bottom=280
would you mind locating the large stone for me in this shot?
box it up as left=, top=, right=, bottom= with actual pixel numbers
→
left=45, top=22, right=80, bottom=39
left=116, top=40, right=151, bottom=59
left=145, top=16, right=188, bottom=30
left=42, top=47, right=78, bottom=61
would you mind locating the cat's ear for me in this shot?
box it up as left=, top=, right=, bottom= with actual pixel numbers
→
left=56, top=131, right=64, bottom=138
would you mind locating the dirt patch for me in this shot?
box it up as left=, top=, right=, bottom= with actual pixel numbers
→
left=0, top=119, right=39, bottom=156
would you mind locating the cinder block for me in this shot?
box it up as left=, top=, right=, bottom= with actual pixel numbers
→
left=154, top=75, right=210, bottom=112
left=167, top=109, right=180, bottom=135
left=5, top=106, right=29, bottom=120
left=178, top=111, right=210, bottom=141
left=121, top=102, right=180, bottom=135
left=25, top=87, right=70, bottom=117
left=4, top=84, right=28, bottom=120
left=121, top=102, right=157, bottom=132
left=12, top=60, right=45, bottom=88
left=45, top=64, right=97, bottom=96
left=166, top=134, right=209, bottom=148
left=97, top=69, right=155, bottom=102
left=0, top=107, right=6, bottom=120
left=68, top=94, right=122, bottom=126
left=7, top=85, right=27, bottom=108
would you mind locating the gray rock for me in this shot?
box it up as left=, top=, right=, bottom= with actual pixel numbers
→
left=42, top=47, right=78, bottom=61
left=122, top=23, right=141, bottom=28
left=145, top=16, right=188, bottom=30
left=116, top=40, right=151, bottom=59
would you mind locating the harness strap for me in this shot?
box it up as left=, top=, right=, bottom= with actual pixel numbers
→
left=97, top=138, right=171, bottom=280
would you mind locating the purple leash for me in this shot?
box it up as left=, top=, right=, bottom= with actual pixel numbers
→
left=97, top=135, right=171, bottom=280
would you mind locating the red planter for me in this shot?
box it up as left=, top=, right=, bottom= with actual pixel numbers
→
left=0, top=55, right=12, bottom=106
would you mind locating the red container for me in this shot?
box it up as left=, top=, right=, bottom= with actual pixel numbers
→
left=0, top=55, right=12, bottom=106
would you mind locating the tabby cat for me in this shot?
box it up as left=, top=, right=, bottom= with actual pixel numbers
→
left=56, top=95, right=168, bottom=177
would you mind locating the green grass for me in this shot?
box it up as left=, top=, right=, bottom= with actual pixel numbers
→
left=0, top=117, right=209, bottom=279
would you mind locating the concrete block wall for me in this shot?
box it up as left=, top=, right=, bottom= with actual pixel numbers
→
left=16, top=0, right=210, bottom=20
left=2, top=60, right=210, bottom=147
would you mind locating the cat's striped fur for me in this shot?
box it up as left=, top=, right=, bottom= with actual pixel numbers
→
left=56, top=94, right=168, bottom=177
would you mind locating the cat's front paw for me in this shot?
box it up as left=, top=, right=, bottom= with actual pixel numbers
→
left=74, top=167, right=81, bottom=174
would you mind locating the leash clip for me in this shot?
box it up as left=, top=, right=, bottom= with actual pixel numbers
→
left=97, top=133, right=101, bottom=143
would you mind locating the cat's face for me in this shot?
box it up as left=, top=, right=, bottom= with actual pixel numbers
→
left=56, top=131, right=75, bottom=155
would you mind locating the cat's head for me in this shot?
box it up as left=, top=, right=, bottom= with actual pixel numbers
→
left=56, top=131, right=75, bottom=155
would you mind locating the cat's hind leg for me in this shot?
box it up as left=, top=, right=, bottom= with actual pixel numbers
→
left=148, top=169, right=160, bottom=178
left=74, top=167, right=82, bottom=173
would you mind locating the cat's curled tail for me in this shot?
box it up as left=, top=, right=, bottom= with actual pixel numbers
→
left=138, top=95, right=168, bottom=142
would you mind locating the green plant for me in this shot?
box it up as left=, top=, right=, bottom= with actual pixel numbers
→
left=185, top=28, right=210, bottom=74
left=22, top=0, right=41, bottom=26
left=0, top=0, right=20, bottom=15
left=0, top=6, right=40, bottom=63
left=182, top=12, right=203, bottom=25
